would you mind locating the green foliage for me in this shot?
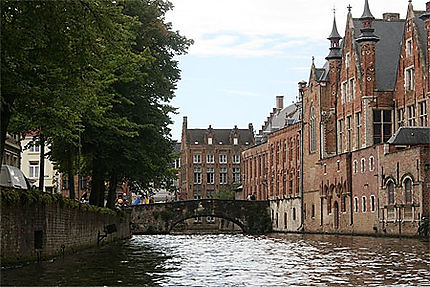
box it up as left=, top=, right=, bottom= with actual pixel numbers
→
left=214, top=185, right=238, bottom=200
left=2, top=0, right=192, bottom=207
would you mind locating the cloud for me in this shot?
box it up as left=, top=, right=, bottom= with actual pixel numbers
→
left=167, top=0, right=416, bottom=57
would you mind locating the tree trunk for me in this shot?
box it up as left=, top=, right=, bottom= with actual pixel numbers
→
left=38, top=135, right=45, bottom=191
left=68, top=152, right=75, bottom=200
left=89, top=157, right=105, bottom=207
left=106, top=171, right=118, bottom=209
left=0, top=94, right=15, bottom=165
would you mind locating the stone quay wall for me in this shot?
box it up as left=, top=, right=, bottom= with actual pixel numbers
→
left=1, top=188, right=131, bottom=266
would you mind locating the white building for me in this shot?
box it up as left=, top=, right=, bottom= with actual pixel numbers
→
left=21, top=135, right=59, bottom=193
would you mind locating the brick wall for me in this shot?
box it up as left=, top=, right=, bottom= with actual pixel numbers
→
left=1, top=192, right=131, bottom=265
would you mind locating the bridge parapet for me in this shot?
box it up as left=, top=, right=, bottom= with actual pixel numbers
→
left=130, top=199, right=272, bottom=235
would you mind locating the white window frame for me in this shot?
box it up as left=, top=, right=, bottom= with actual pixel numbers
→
left=361, top=158, right=365, bottom=173
left=208, top=137, right=213, bottom=145
left=369, top=156, right=375, bottom=171
left=404, top=66, right=414, bottom=91
left=219, top=167, right=228, bottom=184
left=345, top=52, right=350, bottom=69
left=233, top=137, right=238, bottom=145
left=362, top=196, right=367, bottom=213
left=354, top=197, right=359, bottom=213
left=206, top=154, right=214, bottom=163
left=233, top=167, right=241, bottom=183
left=370, top=195, right=376, bottom=212
left=193, top=153, right=201, bottom=164
left=405, top=38, right=412, bottom=57
left=193, top=167, right=202, bottom=184
left=29, top=161, right=40, bottom=178
left=353, top=160, right=358, bottom=174
left=29, top=144, right=40, bottom=153
left=219, top=154, right=227, bottom=164
left=206, top=168, right=214, bottom=184
left=232, top=154, right=240, bottom=164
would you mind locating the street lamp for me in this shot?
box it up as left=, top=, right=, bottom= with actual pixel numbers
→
left=298, top=80, right=307, bottom=232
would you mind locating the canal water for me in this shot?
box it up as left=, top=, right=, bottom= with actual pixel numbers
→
left=2, top=234, right=429, bottom=286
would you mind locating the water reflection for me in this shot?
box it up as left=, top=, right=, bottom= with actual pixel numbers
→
left=2, top=234, right=429, bottom=286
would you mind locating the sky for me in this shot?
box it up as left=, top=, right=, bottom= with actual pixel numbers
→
left=165, top=0, right=426, bottom=140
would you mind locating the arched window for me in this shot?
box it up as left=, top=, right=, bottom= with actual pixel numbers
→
left=310, top=106, right=316, bottom=153
left=404, top=178, right=412, bottom=203
left=387, top=181, right=395, bottom=205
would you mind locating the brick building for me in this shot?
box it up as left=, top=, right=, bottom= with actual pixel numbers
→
left=179, top=116, right=254, bottom=201
left=242, top=0, right=430, bottom=236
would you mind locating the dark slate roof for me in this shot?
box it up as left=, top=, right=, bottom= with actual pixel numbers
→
left=173, top=142, right=181, bottom=153
left=316, top=61, right=330, bottom=82
left=414, top=11, right=427, bottom=62
left=186, top=128, right=254, bottom=145
left=328, top=16, right=342, bottom=39
left=361, top=0, right=375, bottom=19
left=387, top=127, right=430, bottom=145
left=353, top=19, right=405, bottom=91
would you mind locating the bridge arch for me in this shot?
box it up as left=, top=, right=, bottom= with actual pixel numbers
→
left=130, top=199, right=271, bottom=235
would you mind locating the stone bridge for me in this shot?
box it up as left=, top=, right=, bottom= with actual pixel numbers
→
left=130, top=199, right=272, bottom=235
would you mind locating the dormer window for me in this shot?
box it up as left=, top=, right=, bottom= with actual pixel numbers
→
left=208, top=137, right=213, bottom=145
left=233, top=137, right=238, bottom=145
left=405, top=38, right=412, bottom=57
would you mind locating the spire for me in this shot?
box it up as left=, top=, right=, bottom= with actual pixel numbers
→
left=326, top=10, right=342, bottom=60
left=361, top=0, right=374, bottom=19
left=328, top=13, right=342, bottom=40
left=356, top=0, right=379, bottom=43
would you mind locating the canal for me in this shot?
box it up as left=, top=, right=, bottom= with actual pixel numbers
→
left=2, top=234, right=429, bottom=286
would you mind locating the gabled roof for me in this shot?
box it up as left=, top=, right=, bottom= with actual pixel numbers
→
left=352, top=18, right=405, bottom=91
left=414, top=10, right=427, bottom=62
left=387, top=127, right=430, bottom=145
left=186, top=128, right=254, bottom=145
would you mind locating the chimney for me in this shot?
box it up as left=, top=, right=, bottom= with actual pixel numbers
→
left=182, top=116, right=187, bottom=129
left=248, top=123, right=253, bottom=132
left=276, top=95, right=284, bottom=110
left=383, top=13, right=400, bottom=21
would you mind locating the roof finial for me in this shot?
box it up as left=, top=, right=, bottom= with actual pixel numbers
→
left=361, top=0, right=374, bottom=19
left=347, top=4, right=352, bottom=12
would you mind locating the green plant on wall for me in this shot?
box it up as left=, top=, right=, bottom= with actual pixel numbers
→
left=214, top=184, right=240, bottom=200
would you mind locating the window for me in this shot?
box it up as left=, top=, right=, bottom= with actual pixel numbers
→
left=193, top=190, right=202, bottom=199
left=206, top=154, right=214, bottom=163
left=361, top=158, right=365, bottom=173
left=356, top=112, right=361, bottom=148
left=404, top=178, right=412, bottom=204
left=311, top=204, right=315, bottom=218
left=369, top=156, right=375, bottom=171
left=347, top=115, right=352, bottom=151
left=370, top=195, right=375, bottom=212
left=345, top=52, right=350, bottom=69
left=353, top=160, right=358, bottom=174
left=341, top=82, right=347, bottom=104
left=233, top=168, right=241, bottom=183
left=310, top=107, right=316, bottom=153
left=284, top=213, right=288, bottom=229
left=337, top=160, right=340, bottom=171
left=419, top=101, right=427, bottom=126
left=387, top=181, right=395, bottom=205
left=362, top=196, right=367, bottom=212
left=323, top=164, right=327, bottom=175
left=405, top=66, right=414, bottom=91
left=29, top=161, right=39, bottom=178
left=207, top=190, right=215, bottom=198
left=219, top=168, right=227, bottom=184
left=219, top=154, right=227, bottom=164
left=292, top=208, right=296, bottom=221
left=397, top=108, right=404, bottom=128
left=208, top=137, right=213, bottom=145
left=341, top=195, right=346, bottom=212
left=233, top=138, right=238, bottom=145
left=406, top=38, right=412, bottom=57
left=232, top=154, right=240, bottom=164
left=339, top=119, right=344, bottom=152
left=206, top=168, right=214, bottom=184
left=373, top=110, right=392, bottom=144
left=29, top=144, right=40, bottom=153
left=193, top=153, right=201, bottom=163
left=349, top=78, right=355, bottom=100
left=206, top=216, right=215, bottom=223
left=354, top=197, right=359, bottom=213
left=327, top=197, right=332, bottom=214
left=407, top=105, right=416, bottom=126
left=194, top=167, right=202, bottom=184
